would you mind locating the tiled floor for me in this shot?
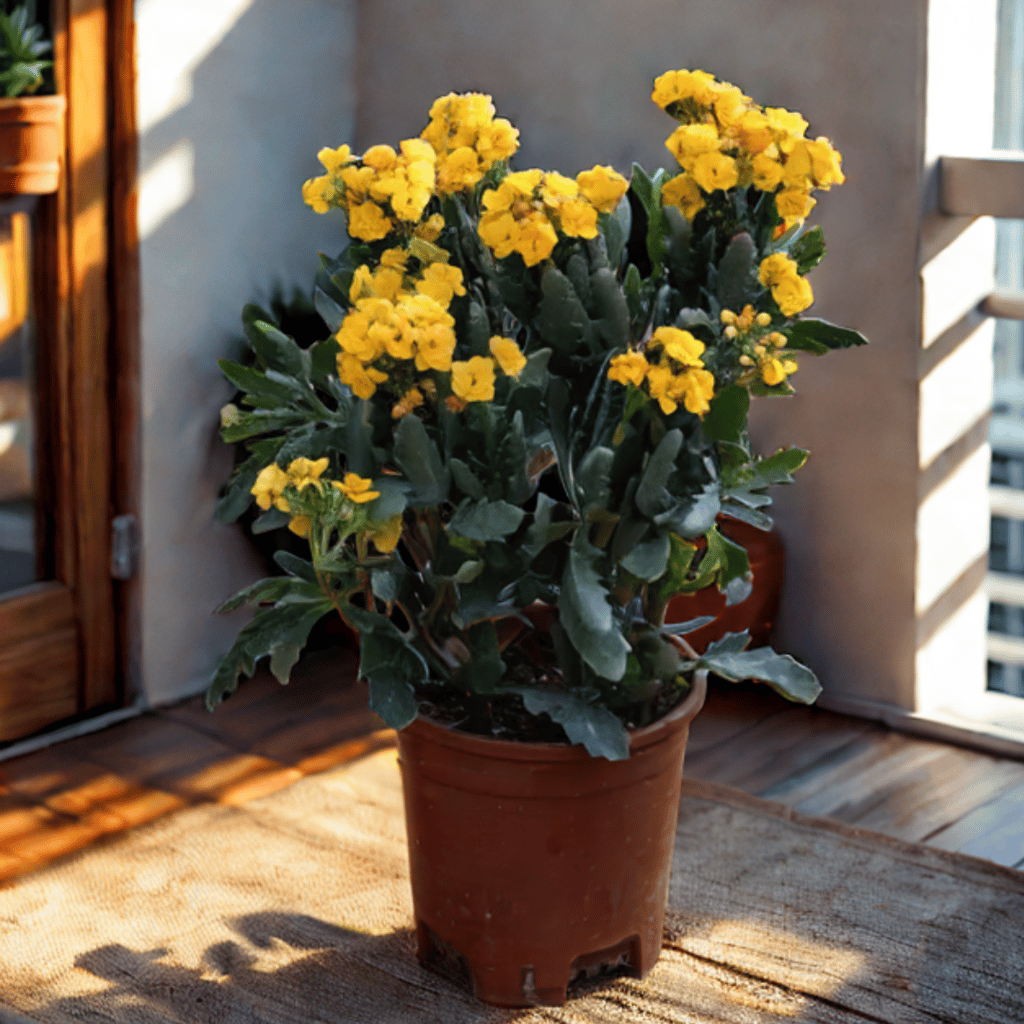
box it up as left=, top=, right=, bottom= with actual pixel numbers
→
left=0, top=648, right=1023, bottom=884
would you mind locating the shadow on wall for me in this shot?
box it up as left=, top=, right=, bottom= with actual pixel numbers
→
left=133, top=0, right=356, bottom=706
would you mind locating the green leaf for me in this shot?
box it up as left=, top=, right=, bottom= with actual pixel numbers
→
left=792, top=226, right=826, bottom=274
left=524, top=492, right=575, bottom=560
left=538, top=266, right=594, bottom=352
left=448, top=457, right=484, bottom=499
left=518, top=347, right=552, bottom=390
left=698, top=632, right=821, bottom=704
left=547, top=377, right=575, bottom=503
left=463, top=621, right=506, bottom=694
left=365, top=668, right=419, bottom=729
left=716, top=232, right=758, bottom=314
left=635, top=429, right=683, bottom=519
left=674, top=307, right=715, bottom=334
left=252, top=507, right=291, bottom=534
left=218, top=360, right=296, bottom=406
left=590, top=267, right=630, bottom=350
left=784, top=318, right=868, bottom=354
left=560, top=534, right=630, bottom=680
left=755, top=447, right=810, bottom=485
left=310, top=336, right=341, bottom=382
left=575, top=446, right=614, bottom=511
left=512, top=688, right=630, bottom=760
left=620, top=530, right=670, bottom=581
left=601, top=196, right=631, bottom=271
left=654, top=482, right=721, bottom=539
left=246, top=319, right=307, bottom=378
left=394, top=414, right=450, bottom=506
left=273, top=550, right=319, bottom=583
left=365, top=477, right=409, bottom=521
left=313, top=285, right=347, bottom=332
left=447, top=498, right=524, bottom=542
left=703, top=385, right=750, bottom=444
left=214, top=576, right=297, bottom=613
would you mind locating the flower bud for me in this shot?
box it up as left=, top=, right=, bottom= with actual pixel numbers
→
left=220, top=403, right=242, bottom=429
left=723, top=325, right=738, bottom=339
left=755, top=311, right=772, bottom=327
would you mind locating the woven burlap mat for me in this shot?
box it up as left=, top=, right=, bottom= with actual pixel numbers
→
left=1, top=747, right=1022, bottom=1023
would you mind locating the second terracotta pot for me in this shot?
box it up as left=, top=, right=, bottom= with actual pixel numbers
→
left=397, top=670, right=707, bottom=1007
left=665, top=515, right=784, bottom=653
left=0, top=95, right=65, bottom=194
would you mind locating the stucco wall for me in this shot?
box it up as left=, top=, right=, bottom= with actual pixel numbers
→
left=356, top=0, right=928, bottom=707
left=136, top=0, right=356, bottom=705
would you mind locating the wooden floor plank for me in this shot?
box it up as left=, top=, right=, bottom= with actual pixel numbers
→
left=926, top=780, right=1024, bottom=866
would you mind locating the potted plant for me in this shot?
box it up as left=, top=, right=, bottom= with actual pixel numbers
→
left=209, top=69, right=866, bottom=1007
left=0, top=1, right=62, bottom=195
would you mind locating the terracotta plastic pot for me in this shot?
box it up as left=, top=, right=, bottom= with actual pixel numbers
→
left=0, top=95, right=65, bottom=195
left=397, top=670, right=707, bottom=1007
left=664, top=515, right=784, bottom=653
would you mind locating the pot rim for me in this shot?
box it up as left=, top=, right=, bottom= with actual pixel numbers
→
left=401, top=668, right=707, bottom=763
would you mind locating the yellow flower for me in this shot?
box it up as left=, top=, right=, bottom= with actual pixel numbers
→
left=771, top=274, right=814, bottom=317
left=679, top=367, right=715, bottom=416
left=489, top=336, right=527, bottom=377
left=475, top=117, right=519, bottom=163
left=335, top=472, right=381, bottom=504
left=347, top=201, right=392, bottom=241
left=370, top=514, right=403, bottom=553
left=515, top=213, right=558, bottom=267
left=751, top=153, right=784, bottom=192
left=391, top=387, right=425, bottom=419
left=765, top=107, right=808, bottom=139
left=608, top=351, right=648, bottom=388
left=736, top=110, right=773, bottom=155
left=337, top=353, right=388, bottom=399
left=541, top=171, right=579, bottom=206
left=437, top=146, right=481, bottom=191
left=806, top=136, right=845, bottom=188
left=651, top=326, right=705, bottom=367
left=690, top=152, right=739, bottom=193
left=414, top=322, right=457, bottom=372
left=416, top=262, right=466, bottom=307
left=557, top=199, right=599, bottom=239
left=503, top=168, right=544, bottom=195
left=477, top=210, right=519, bottom=258
left=712, top=85, right=748, bottom=128
left=775, top=187, right=816, bottom=227
left=288, top=515, right=311, bottom=538
left=576, top=165, right=629, bottom=213
left=286, top=457, right=329, bottom=492
left=645, top=364, right=682, bottom=415
left=650, top=68, right=717, bottom=110
left=317, top=145, right=352, bottom=173
left=661, top=173, right=705, bottom=220
left=451, top=356, right=496, bottom=402
left=761, top=356, right=799, bottom=386
left=665, top=123, right=720, bottom=170
left=758, top=253, right=799, bottom=288
left=251, top=463, right=290, bottom=512
left=302, top=175, right=336, bottom=214
left=362, top=144, right=397, bottom=171
left=414, top=214, right=445, bottom=242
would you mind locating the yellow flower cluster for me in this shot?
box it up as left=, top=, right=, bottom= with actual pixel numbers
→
left=653, top=69, right=844, bottom=229
left=721, top=306, right=799, bottom=387
left=478, top=166, right=628, bottom=267
left=251, top=457, right=331, bottom=537
left=301, top=139, right=437, bottom=241
left=758, top=253, right=813, bottom=317
left=420, top=92, right=520, bottom=194
left=607, top=326, right=716, bottom=416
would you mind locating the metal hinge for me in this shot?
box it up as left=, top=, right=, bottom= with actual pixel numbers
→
left=110, top=514, right=139, bottom=580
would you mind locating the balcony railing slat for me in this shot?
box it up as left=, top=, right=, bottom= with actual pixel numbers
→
left=940, top=153, right=1024, bottom=217
left=987, top=631, right=1024, bottom=666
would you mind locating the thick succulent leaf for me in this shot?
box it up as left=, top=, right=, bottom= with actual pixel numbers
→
left=674, top=307, right=716, bottom=334
left=463, top=621, right=506, bottom=694
left=449, top=457, right=485, bottom=500
left=560, top=535, right=630, bottom=680
left=792, top=226, right=826, bottom=274
left=365, top=477, right=408, bottom=521
left=365, top=668, right=419, bottom=730
left=716, top=232, right=758, bottom=314
left=524, top=492, right=575, bottom=560
left=313, top=285, right=347, bottom=332
left=394, top=414, right=450, bottom=506
left=272, top=550, right=319, bottom=583
left=214, top=576, right=300, bottom=614
left=246, top=319, right=308, bottom=378
left=698, top=632, right=821, bottom=704
left=538, top=266, right=594, bottom=352
left=620, top=530, right=670, bottom=581
left=448, top=498, right=525, bottom=542
left=590, top=267, right=631, bottom=349
left=654, top=481, right=721, bottom=539
left=784, top=318, right=868, bottom=354
left=512, top=688, right=630, bottom=760
left=518, top=347, right=552, bottom=390
left=703, top=385, right=750, bottom=444
left=660, top=615, right=717, bottom=636
left=218, top=360, right=295, bottom=406
left=575, top=446, right=614, bottom=511
left=251, top=507, right=291, bottom=534
left=635, top=429, right=683, bottom=518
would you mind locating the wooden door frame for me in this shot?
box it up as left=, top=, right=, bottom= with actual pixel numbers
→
left=0, top=0, right=138, bottom=742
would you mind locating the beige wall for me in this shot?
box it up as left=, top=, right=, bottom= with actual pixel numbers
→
left=357, top=0, right=929, bottom=708
left=136, top=0, right=357, bottom=705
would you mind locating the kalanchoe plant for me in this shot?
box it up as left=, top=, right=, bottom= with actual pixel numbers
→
left=0, top=2, right=50, bottom=98
left=209, top=71, right=867, bottom=760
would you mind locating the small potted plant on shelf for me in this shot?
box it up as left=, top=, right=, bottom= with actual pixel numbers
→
left=0, top=1, right=62, bottom=195
left=209, top=69, right=866, bottom=1007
